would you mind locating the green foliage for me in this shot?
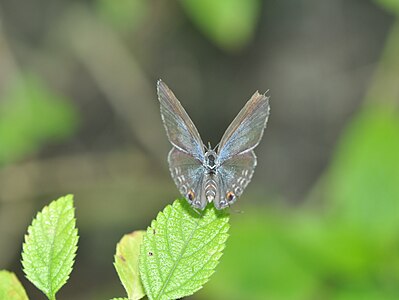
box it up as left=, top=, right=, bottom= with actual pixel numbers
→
left=375, top=0, right=399, bottom=16
left=199, top=210, right=317, bottom=300
left=180, top=0, right=261, bottom=51
left=0, top=74, right=78, bottom=166
left=114, top=231, right=146, bottom=300
left=326, top=105, right=399, bottom=240
left=139, top=199, right=229, bottom=300
left=96, top=0, right=148, bottom=31
left=21, top=194, right=79, bottom=300
left=0, top=270, right=28, bottom=300
left=201, top=206, right=399, bottom=299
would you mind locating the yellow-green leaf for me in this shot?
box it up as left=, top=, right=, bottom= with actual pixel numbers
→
left=114, top=231, right=146, bottom=300
left=0, top=270, right=29, bottom=300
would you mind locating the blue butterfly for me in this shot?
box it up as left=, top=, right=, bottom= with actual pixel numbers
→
left=157, top=80, right=270, bottom=210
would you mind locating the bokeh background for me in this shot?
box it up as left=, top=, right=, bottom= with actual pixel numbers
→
left=1, top=0, right=399, bottom=299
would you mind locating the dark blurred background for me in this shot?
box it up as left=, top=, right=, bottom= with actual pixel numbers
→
left=1, top=0, right=399, bottom=299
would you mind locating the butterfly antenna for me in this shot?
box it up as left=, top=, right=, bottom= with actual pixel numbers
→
left=207, top=142, right=212, bottom=150
left=213, top=142, right=220, bottom=151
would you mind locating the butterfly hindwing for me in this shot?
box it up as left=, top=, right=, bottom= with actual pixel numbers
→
left=215, top=151, right=257, bottom=209
left=168, top=147, right=208, bottom=210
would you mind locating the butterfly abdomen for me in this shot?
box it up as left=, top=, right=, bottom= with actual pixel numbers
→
left=204, top=174, right=218, bottom=202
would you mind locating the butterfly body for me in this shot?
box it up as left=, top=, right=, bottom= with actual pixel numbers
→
left=158, top=80, right=270, bottom=210
left=204, top=149, right=217, bottom=172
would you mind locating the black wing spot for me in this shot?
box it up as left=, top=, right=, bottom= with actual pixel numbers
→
left=226, top=191, right=236, bottom=202
left=187, top=190, right=195, bottom=201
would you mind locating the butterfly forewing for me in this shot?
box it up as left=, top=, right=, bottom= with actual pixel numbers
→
left=215, top=151, right=257, bottom=209
left=217, top=91, right=270, bottom=163
left=157, top=80, right=205, bottom=161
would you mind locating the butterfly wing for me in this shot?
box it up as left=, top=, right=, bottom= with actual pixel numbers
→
left=214, top=91, right=270, bottom=209
left=157, top=80, right=205, bottom=161
left=214, top=151, right=257, bottom=209
left=168, top=148, right=208, bottom=210
left=217, top=91, right=270, bottom=163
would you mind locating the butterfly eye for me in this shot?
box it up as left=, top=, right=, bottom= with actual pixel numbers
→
left=226, top=192, right=236, bottom=202
left=187, top=190, right=195, bottom=201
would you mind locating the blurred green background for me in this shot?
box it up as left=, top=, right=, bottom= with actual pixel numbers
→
left=1, top=0, right=399, bottom=299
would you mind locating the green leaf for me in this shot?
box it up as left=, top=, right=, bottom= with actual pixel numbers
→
left=374, top=0, right=399, bottom=17
left=325, top=105, right=399, bottom=240
left=0, top=270, right=29, bottom=300
left=139, top=199, right=229, bottom=300
left=21, top=194, right=79, bottom=300
left=282, top=214, right=383, bottom=282
left=114, top=231, right=146, bottom=300
left=0, top=74, right=78, bottom=166
left=180, top=0, right=261, bottom=51
left=199, top=209, right=317, bottom=300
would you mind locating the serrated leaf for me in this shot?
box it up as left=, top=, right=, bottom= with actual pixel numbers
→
left=0, top=270, right=29, bottom=300
left=139, top=199, right=229, bottom=300
left=21, top=194, right=79, bottom=300
left=114, top=231, right=146, bottom=300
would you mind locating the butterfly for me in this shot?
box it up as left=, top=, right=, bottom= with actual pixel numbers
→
left=157, top=80, right=270, bottom=210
